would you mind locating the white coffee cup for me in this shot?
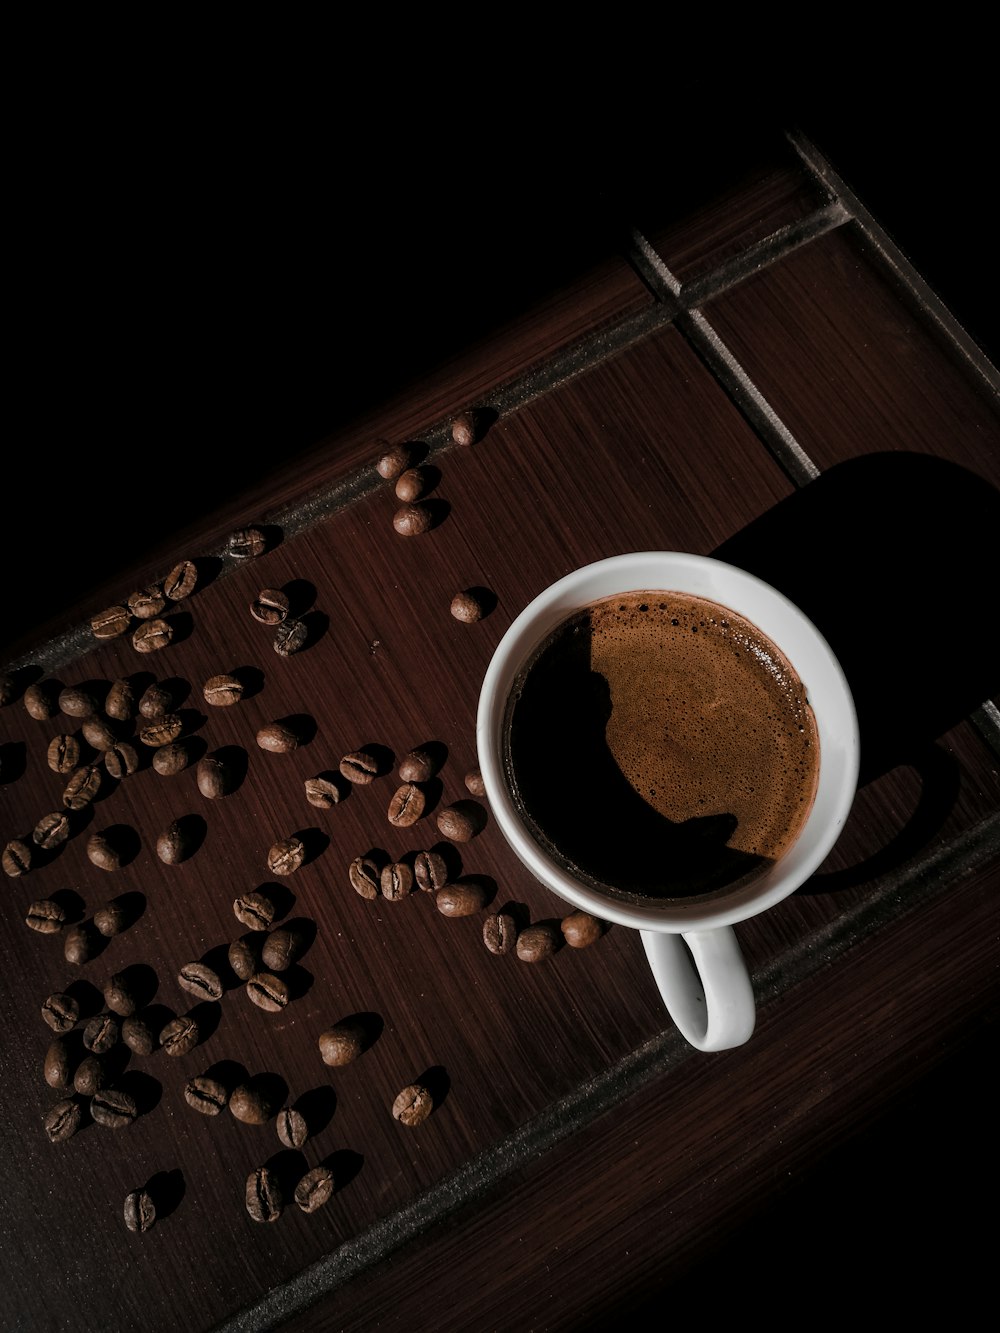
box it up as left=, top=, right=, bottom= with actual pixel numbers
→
left=476, top=551, right=860, bottom=1052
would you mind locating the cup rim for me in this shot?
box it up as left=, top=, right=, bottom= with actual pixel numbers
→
left=476, top=551, right=860, bottom=933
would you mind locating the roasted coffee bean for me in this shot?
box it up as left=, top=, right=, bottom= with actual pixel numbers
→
left=91, top=605, right=131, bottom=640
left=276, top=1106, right=309, bottom=1149
left=138, top=714, right=183, bottom=747
left=318, top=1020, right=366, bottom=1067
left=465, top=764, right=486, bottom=796
left=398, top=746, right=439, bottom=782
left=273, top=617, right=308, bottom=656
left=32, top=811, right=71, bottom=850
left=414, top=850, right=449, bottom=892
left=560, top=911, right=604, bottom=949
left=83, top=1013, right=120, bottom=1053
left=196, top=752, right=233, bottom=799
left=157, top=820, right=194, bottom=865
left=435, top=800, right=485, bottom=842
left=105, top=741, right=140, bottom=778
left=104, top=973, right=138, bottom=1017
left=246, top=1166, right=283, bottom=1223
left=387, top=782, right=425, bottom=827
left=392, top=1083, right=433, bottom=1127
left=256, top=720, right=301, bottom=753
left=483, top=912, right=518, bottom=955
left=375, top=441, right=413, bottom=479
left=42, top=992, right=80, bottom=1033
left=349, top=855, right=380, bottom=899
left=47, top=733, right=81, bottom=773
left=230, top=1081, right=277, bottom=1125
left=82, top=714, right=120, bottom=756
left=24, top=681, right=58, bottom=720
left=164, top=558, right=198, bottom=600
left=59, top=685, right=97, bottom=718
left=267, top=836, right=305, bottom=876
left=178, top=961, right=223, bottom=1002
left=203, top=673, right=244, bottom=706
left=340, top=750, right=379, bottom=784
left=295, top=1165, right=335, bottom=1213
left=63, top=922, right=99, bottom=965
left=250, top=588, right=290, bottom=624
left=392, top=501, right=434, bottom=536
left=451, top=409, right=479, bottom=446
left=127, top=585, right=166, bottom=620
left=233, top=891, right=276, bottom=931
left=229, top=934, right=264, bottom=981
left=516, top=922, right=561, bottom=963
left=44, top=1097, right=83, bottom=1143
left=3, top=837, right=33, bottom=877
left=160, top=1014, right=200, bottom=1056
left=62, top=764, right=102, bottom=810
left=91, top=1087, right=138, bottom=1129
left=394, top=466, right=432, bottom=502
left=261, top=925, right=307, bottom=972
left=132, top=618, right=173, bottom=653
left=94, top=900, right=129, bottom=936
left=304, top=775, right=342, bottom=808
left=153, top=740, right=192, bottom=776
left=74, top=1054, right=107, bottom=1097
left=87, top=831, right=121, bottom=871
left=184, top=1075, right=229, bottom=1115
left=104, top=678, right=137, bottom=721
left=44, top=1037, right=73, bottom=1089
left=124, top=1187, right=156, bottom=1232
left=138, top=682, right=173, bottom=718
left=380, top=862, right=413, bottom=901
left=121, top=1015, right=156, bottom=1056
left=450, top=590, right=484, bottom=623
left=436, top=879, right=489, bottom=917
left=229, top=526, right=267, bottom=559
left=26, top=899, right=67, bottom=934
left=246, top=972, right=289, bottom=1012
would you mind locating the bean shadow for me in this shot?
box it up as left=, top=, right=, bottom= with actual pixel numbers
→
left=296, top=1085, right=337, bottom=1136
left=321, top=1148, right=364, bottom=1192
left=145, top=1168, right=186, bottom=1221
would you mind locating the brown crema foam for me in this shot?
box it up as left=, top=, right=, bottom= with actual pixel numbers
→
left=503, top=590, right=820, bottom=902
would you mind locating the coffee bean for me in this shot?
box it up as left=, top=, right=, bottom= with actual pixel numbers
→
left=450, top=590, right=484, bottom=623
left=276, top=1106, right=309, bottom=1149
left=25, top=899, right=67, bottom=933
left=83, top=1013, right=120, bottom=1053
left=340, top=750, right=379, bottom=784
left=157, top=820, right=194, bottom=865
left=257, top=721, right=301, bottom=754
left=44, top=1097, right=83, bottom=1143
left=127, top=585, right=167, bottom=620
left=62, top=764, right=102, bottom=810
left=105, top=742, right=140, bottom=779
left=177, top=961, right=223, bottom=1002
left=91, top=605, right=131, bottom=640
left=91, top=1087, right=138, bottom=1129
left=138, top=714, right=183, bottom=747
left=104, top=678, right=137, bottom=721
left=153, top=740, right=193, bottom=776
left=184, top=1075, right=229, bottom=1115
left=250, top=588, right=290, bottom=624
left=387, top=782, right=425, bottom=828
left=132, top=618, right=173, bottom=653
left=451, top=409, right=479, bottom=446
left=464, top=767, right=486, bottom=797
left=160, top=1014, right=200, bottom=1056
left=229, top=526, right=267, bottom=559
left=59, top=685, right=97, bottom=718
left=24, top=681, right=58, bottom=720
left=380, top=862, right=414, bottom=901
left=414, top=850, right=449, bottom=892
left=435, top=800, right=485, bottom=842
left=233, top=891, right=276, bottom=931
left=122, top=1015, right=157, bottom=1055
left=261, top=925, right=307, bottom=972
left=47, top=734, right=81, bottom=773
left=63, top=922, right=100, bottom=965
left=84, top=716, right=120, bottom=755
left=230, top=1081, right=277, bottom=1125
left=32, top=812, right=71, bottom=850
left=246, top=972, right=289, bottom=1012
left=229, top=934, right=264, bottom=981
left=87, top=831, right=122, bottom=871
left=516, top=922, right=561, bottom=963
left=375, top=442, right=413, bottom=479
left=267, top=836, right=305, bottom=876
left=483, top=912, right=518, bottom=955
left=42, top=992, right=80, bottom=1033
left=124, top=1188, right=156, bottom=1232
left=294, top=1165, right=335, bottom=1214
left=349, top=855, right=380, bottom=899
left=203, top=673, right=244, bottom=706
left=392, top=502, right=434, bottom=536
left=74, top=1054, right=108, bottom=1097
left=138, top=682, right=173, bottom=718
left=318, top=1020, right=367, bottom=1067
left=94, top=900, right=130, bottom=937
left=436, top=879, right=489, bottom=917
left=560, top=911, right=604, bottom=949
left=391, top=1083, right=433, bottom=1127
left=164, top=558, right=198, bottom=601
left=2, top=838, right=33, bottom=877
left=398, top=746, right=439, bottom=783
left=273, top=618, right=308, bottom=656
left=394, top=466, right=432, bottom=502
left=304, top=775, right=343, bottom=808
left=44, top=1037, right=73, bottom=1089
left=246, top=1166, right=283, bottom=1223
left=197, top=752, right=234, bottom=799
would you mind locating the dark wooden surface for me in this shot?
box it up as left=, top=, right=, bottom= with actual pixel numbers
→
left=3, top=101, right=998, bottom=1333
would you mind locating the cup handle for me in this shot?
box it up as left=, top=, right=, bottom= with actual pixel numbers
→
left=640, top=927, right=755, bottom=1052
